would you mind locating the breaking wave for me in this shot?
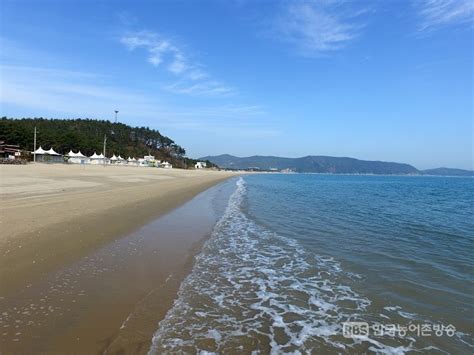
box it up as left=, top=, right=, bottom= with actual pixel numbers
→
left=148, top=178, right=441, bottom=354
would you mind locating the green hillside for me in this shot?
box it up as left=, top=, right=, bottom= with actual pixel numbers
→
left=0, top=117, right=205, bottom=168
left=200, top=154, right=421, bottom=174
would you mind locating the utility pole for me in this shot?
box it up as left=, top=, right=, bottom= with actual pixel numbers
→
left=33, top=126, right=37, bottom=163
left=114, top=110, right=119, bottom=123
left=103, top=134, right=107, bottom=167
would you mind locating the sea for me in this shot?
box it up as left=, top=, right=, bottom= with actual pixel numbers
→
left=149, top=174, right=473, bottom=354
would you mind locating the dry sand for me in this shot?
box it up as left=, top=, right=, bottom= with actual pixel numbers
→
left=0, top=164, right=236, bottom=353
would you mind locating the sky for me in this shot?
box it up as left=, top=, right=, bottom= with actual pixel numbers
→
left=0, top=0, right=472, bottom=169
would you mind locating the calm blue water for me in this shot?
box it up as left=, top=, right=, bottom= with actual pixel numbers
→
left=151, top=174, right=473, bottom=353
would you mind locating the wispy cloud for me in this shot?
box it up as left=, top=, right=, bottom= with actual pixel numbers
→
left=164, top=81, right=236, bottom=97
left=0, top=65, right=266, bottom=135
left=271, top=0, right=368, bottom=56
left=415, top=0, right=473, bottom=33
left=120, top=31, right=235, bottom=97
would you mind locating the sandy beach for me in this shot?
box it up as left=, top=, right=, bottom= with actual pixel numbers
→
left=0, top=164, right=236, bottom=353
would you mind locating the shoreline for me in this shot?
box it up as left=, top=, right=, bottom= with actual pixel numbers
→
left=0, top=164, right=235, bottom=294
left=0, top=164, right=237, bottom=353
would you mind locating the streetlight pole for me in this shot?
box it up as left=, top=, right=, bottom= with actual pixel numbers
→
left=103, top=134, right=107, bottom=167
left=33, top=126, right=37, bottom=163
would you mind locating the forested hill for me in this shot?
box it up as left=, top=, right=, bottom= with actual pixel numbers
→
left=200, top=154, right=420, bottom=175
left=0, top=117, right=191, bottom=166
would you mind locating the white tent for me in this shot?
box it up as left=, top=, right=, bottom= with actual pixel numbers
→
left=32, top=146, right=47, bottom=155
left=32, top=146, right=63, bottom=163
left=117, top=155, right=127, bottom=165
left=46, top=148, right=61, bottom=156
left=67, top=150, right=89, bottom=164
left=89, top=152, right=106, bottom=165
left=127, top=157, right=138, bottom=166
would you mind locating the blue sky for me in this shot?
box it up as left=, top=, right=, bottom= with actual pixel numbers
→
left=0, top=0, right=472, bottom=169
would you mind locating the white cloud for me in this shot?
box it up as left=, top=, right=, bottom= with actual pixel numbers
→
left=120, top=31, right=233, bottom=97
left=0, top=65, right=269, bottom=136
left=121, top=31, right=178, bottom=69
left=168, top=53, right=188, bottom=74
left=415, top=0, right=473, bottom=33
left=164, top=81, right=236, bottom=97
left=272, top=0, right=367, bottom=55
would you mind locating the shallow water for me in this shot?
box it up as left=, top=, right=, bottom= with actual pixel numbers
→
left=150, top=174, right=473, bottom=354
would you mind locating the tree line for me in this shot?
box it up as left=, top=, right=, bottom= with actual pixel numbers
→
left=0, top=117, right=215, bottom=168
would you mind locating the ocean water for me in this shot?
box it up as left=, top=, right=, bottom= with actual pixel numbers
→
left=149, top=174, right=473, bottom=354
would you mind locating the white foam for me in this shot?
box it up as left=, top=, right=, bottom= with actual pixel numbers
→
left=146, top=178, right=444, bottom=353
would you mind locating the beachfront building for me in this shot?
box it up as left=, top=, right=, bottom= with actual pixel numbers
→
left=195, top=161, right=207, bottom=169
left=89, top=152, right=106, bottom=165
left=137, top=158, right=148, bottom=167
left=0, top=141, right=21, bottom=160
left=32, top=146, right=63, bottom=163
left=66, top=150, right=90, bottom=164
left=144, top=155, right=157, bottom=167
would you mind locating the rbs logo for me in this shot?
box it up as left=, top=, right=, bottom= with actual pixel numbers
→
left=342, top=322, right=370, bottom=338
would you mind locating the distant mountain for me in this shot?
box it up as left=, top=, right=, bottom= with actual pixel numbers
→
left=199, top=154, right=420, bottom=175
left=422, top=168, right=474, bottom=177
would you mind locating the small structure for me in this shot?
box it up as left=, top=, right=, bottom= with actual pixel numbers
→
left=161, top=161, right=173, bottom=169
left=0, top=141, right=21, bottom=159
left=137, top=158, right=149, bottom=167
left=110, top=154, right=119, bottom=164
left=143, top=155, right=157, bottom=167
left=67, top=150, right=90, bottom=164
left=89, top=152, right=106, bottom=165
left=127, top=157, right=138, bottom=166
left=32, top=146, right=63, bottom=163
left=195, top=161, right=207, bottom=169
left=117, top=155, right=127, bottom=165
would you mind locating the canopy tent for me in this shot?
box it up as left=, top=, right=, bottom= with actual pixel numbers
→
left=89, top=152, right=106, bottom=165
left=32, top=146, right=63, bottom=163
left=127, top=157, right=138, bottom=166
left=46, top=148, right=61, bottom=156
left=67, top=150, right=86, bottom=158
left=116, top=155, right=127, bottom=165
left=67, top=150, right=89, bottom=164
left=32, top=146, right=47, bottom=155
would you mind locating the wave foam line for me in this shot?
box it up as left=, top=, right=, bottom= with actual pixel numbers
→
left=148, top=178, right=419, bottom=354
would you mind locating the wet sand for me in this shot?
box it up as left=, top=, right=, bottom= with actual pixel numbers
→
left=0, top=164, right=236, bottom=353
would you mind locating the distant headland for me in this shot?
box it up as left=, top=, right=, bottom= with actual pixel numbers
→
left=200, top=154, right=473, bottom=176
